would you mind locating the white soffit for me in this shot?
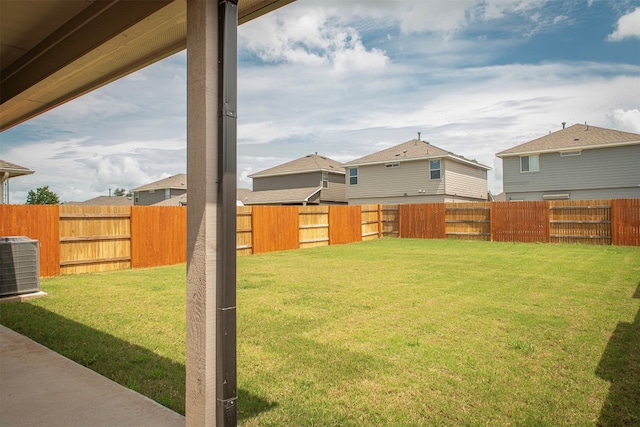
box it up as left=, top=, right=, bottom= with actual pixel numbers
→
left=0, top=0, right=295, bottom=131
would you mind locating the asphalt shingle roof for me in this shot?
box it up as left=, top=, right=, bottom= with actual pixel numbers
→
left=0, top=159, right=35, bottom=177
left=342, top=139, right=490, bottom=169
left=240, top=187, right=322, bottom=205
left=496, top=124, right=640, bottom=157
left=132, top=173, right=187, bottom=192
left=66, top=196, right=133, bottom=206
left=249, top=154, right=345, bottom=178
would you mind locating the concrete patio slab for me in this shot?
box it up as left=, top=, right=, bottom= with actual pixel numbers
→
left=0, top=325, right=185, bottom=427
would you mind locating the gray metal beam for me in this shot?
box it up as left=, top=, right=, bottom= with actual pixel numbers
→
left=217, top=0, right=238, bottom=426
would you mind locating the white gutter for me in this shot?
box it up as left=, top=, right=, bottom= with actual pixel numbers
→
left=248, top=168, right=346, bottom=179
left=344, top=154, right=492, bottom=170
left=496, top=140, right=640, bottom=158
left=303, top=187, right=322, bottom=203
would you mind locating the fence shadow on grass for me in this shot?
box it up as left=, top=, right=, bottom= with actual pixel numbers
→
left=595, top=282, right=640, bottom=426
left=0, top=303, right=277, bottom=421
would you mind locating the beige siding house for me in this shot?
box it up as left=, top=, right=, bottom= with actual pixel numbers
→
left=343, top=138, right=490, bottom=205
left=497, top=124, right=640, bottom=201
left=131, top=173, right=187, bottom=206
left=247, top=154, right=346, bottom=205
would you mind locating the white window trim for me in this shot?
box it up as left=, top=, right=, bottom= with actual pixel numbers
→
left=322, top=172, right=328, bottom=188
left=429, top=159, right=441, bottom=180
left=349, top=167, right=358, bottom=185
left=520, top=155, right=539, bottom=173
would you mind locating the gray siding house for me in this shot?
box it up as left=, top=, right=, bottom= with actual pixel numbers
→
left=246, top=154, right=346, bottom=205
left=131, top=173, right=187, bottom=206
left=342, top=138, right=490, bottom=205
left=497, top=124, right=640, bottom=201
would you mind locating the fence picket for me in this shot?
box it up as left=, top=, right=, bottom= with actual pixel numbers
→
left=1, top=199, right=637, bottom=278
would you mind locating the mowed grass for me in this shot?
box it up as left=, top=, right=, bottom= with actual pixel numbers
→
left=1, top=239, right=639, bottom=425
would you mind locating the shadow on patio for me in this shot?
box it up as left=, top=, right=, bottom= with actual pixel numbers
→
left=0, top=303, right=277, bottom=421
left=595, top=282, right=640, bottom=426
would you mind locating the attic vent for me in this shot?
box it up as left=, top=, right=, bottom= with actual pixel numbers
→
left=574, top=138, right=580, bottom=141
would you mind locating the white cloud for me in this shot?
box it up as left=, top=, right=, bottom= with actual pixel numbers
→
left=239, top=6, right=388, bottom=76
left=608, top=108, right=640, bottom=132
left=607, top=6, right=640, bottom=41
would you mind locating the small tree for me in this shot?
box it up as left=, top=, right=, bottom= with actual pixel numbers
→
left=113, top=187, right=127, bottom=197
left=26, top=186, right=60, bottom=204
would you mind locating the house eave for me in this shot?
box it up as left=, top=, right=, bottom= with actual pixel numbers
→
left=343, top=155, right=491, bottom=170
left=249, top=168, right=346, bottom=179
left=496, top=140, right=640, bottom=158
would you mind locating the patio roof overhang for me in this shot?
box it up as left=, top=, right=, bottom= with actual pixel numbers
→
left=1, top=1, right=296, bottom=425
left=0, top=0, right=294, bottom=131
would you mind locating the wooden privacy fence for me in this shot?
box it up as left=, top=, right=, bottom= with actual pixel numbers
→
left=0, top=204, right=60, bottom=277
left=0, top=199, right=638, bottom=277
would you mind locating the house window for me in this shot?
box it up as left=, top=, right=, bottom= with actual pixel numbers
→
left=429, top=160, right=441, bottom=180
left=165, top=188, right=171, bottom=200
left=322, top=172, right=328, bottom=188
left=520, top=155, right=539, bottom=172
left=560, top=151, right=581, bottom=157
left=349, top=167, right=358, bottom=185
left=134, top=192, right=139, bottom=203
left=149, top=189, right=155, bottom=194
left=386, top=163, right=399, bottom=168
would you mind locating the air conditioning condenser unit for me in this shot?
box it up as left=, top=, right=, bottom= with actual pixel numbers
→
left=0, top=236, right=40, bottom=297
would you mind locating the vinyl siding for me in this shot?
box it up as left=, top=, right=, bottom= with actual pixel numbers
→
left=135, top=188, right=186, bottom=206
left=507, top=188, right=640, bottom=201
left=345, top=160, right=444, bottom=201
left=319, top=172, right=347, bottom=203
left=253, top=172, right=321, bottom=191
left=349, top=194, right=446, bottom=205
left=503, top=144, right=640, bottom=200
left=348, top=194, right=483, bottom=205
left=444, top=159, right=488, bottom=200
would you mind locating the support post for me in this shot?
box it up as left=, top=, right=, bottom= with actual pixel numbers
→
left=186, top=0, right=238, bottom=426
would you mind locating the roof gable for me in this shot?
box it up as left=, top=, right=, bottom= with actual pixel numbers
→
left=342, top=139, right=490, bottom=170
left=132, top=173, right=187, bottom=192
left=497, top=124, right=640, bottom=157
left=249, top=154, right=345, bottom=178
left=0, top=159, right=35, bottom=178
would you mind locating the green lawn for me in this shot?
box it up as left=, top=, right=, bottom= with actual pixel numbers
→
left=1, top=239, right=639, bottom=426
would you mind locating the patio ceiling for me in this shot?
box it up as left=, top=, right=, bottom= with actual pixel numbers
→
left=0, top=0, right=294, bottom=132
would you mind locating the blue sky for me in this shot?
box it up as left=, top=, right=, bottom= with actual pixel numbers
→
left=1, top=0, right=639, bottom=203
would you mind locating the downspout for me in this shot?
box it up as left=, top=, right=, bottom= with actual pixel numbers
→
left=1, top=172, right=8, bottom=204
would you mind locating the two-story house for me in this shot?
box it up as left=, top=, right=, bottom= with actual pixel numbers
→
left=497, top=124, right=640, bottom=201
left=246, top=154, right=346, bottom=205
left=342, top=138, right=490, bottom=205
left=131, top=173, right=187, bottom=206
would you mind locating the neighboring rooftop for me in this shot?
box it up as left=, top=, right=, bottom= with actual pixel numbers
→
left=496, top=124, right=640, bottom=157
left=66, top=196, right=133, bottom=206
left=153, top=194, right=187, bottom=207
left=343, top=139, right=490, bottom=169
left=240, top=187, right=321, bottom=205
left=132, top=174, right=187, bottom=192
left=249, top=154, right=345, bottom=178
left=0, top=159, right=35, bottom=178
